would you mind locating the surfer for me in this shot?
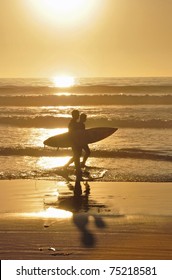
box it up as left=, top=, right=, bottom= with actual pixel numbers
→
left=67, top=109, right=82, bottom=179
left=65, top=113, right=90, bottom=168
left=68, top=109, right=80, bottom=131
left=79, top=113, right=91, bottom=167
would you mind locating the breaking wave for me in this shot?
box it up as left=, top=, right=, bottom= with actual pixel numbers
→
left=1, top=83, right=172, bottom=94
left=1, top=94, right=172, bottom=106
left=0, top=115, right=171, bottom=128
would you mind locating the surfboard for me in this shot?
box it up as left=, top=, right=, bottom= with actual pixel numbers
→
left=43, top=127, right=118, bottom=148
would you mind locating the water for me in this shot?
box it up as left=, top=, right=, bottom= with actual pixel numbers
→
left=0, top=77, right=172, bottom=181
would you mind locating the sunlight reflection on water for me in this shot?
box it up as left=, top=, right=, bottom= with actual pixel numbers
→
left=20, top=207, right=73, bottom=219
left=37, top=156, right=70, bottom=169
left=35, top=128, right=68, bottom=147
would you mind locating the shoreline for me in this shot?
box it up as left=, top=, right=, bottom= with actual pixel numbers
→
left=0, top=179, right=172, bottom=260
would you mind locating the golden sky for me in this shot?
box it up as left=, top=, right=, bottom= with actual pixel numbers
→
left=1, top=0, right=172, bottom=78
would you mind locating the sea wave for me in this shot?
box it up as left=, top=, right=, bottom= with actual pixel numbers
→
left=0, top=146, right=171, bottom=162
left=0, top=116, right=171, bottom=128
left=1, top=94, right=172, bottom=106
left=1, top=84, right=172, bottom=94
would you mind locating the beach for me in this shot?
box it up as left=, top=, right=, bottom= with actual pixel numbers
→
left=1, top=179, right=172, bottom=260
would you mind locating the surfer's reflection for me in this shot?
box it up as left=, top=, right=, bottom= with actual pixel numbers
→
left=73, top=178, right=90, bottom=197
left=75, top=184, right=106, bottom=247
left=44, top=180, right=106, bottom=247
left=58, top=181, right=90, bottom=212
left=62, top=180, right=106, bottom=247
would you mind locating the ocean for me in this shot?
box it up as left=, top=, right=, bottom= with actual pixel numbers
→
left=0, top=77, right=172, bottom=182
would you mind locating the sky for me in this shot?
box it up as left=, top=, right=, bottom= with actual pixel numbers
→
left=1, top=0, right=172, bottom=78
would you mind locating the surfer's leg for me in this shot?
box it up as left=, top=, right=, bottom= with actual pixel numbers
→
left=81, top=145, right=90, bottom=167
left=74, top=180, right=82, bottom=196
left=72, top=146, right=82, bottom=179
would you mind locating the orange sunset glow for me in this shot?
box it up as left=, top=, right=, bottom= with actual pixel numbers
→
left=1, top=0, right=172, bottom=77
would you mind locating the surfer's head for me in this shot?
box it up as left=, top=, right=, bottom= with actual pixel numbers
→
left=71, top=109, right=79, bottom=120
left=80, top=113, right=87, bottom=123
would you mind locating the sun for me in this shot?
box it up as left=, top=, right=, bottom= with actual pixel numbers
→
left=25, top=0, right=104, bottom=26
left=52, top=76, right=75, bottom=88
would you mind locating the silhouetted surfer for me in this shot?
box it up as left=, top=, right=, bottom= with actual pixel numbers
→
left=68, top=109, right=80, bottom=132
left=67, top=110, right=82, bottom=180
left=65, top=112, right=90, bottom=169
left=79, top=113, right=91, bottom=167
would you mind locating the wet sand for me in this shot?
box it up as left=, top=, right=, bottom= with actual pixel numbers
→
left=0, top=180, right=172, bottom=260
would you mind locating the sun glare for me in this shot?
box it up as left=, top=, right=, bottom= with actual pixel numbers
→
left=53, top=76, right=75, bottom=88
left=25, top=0, right=104, bottom=26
